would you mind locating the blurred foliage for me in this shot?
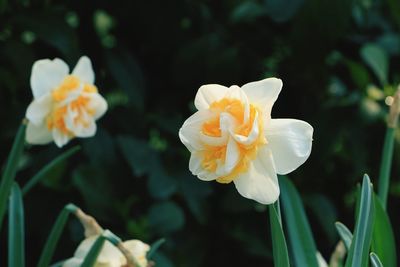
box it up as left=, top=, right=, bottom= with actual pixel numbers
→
left=1, top=0, right=400, bottom=266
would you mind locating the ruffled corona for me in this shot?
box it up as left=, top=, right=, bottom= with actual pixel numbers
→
left=179, top=78, right=313, bottom=204
left=25, top=56, right=107, bottom=147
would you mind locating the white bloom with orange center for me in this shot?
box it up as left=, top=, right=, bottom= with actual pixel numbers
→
left=62, top=236, right=150, bottom=267
left=25, top=56, right=107, bottom=147
left=179, top=78, right=313, bottom=204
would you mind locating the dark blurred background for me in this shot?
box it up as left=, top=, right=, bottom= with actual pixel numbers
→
left=1, top=0, right=400, bottom=266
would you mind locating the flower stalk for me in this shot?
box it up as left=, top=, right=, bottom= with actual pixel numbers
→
left=378, top=86, right=400, bottom=208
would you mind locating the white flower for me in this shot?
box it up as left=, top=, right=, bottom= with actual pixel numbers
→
left=62, top=236, right=150, bottom=267
left=25, top=56, right=108, bottom=147
left=179, top=78, right=313, bottom=204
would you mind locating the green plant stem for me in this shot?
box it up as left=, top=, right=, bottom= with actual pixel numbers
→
left=22, top=146, right=81, bottom=194
left=37, top=203, right=78, bottom=267
left=8, top=183, right=25, bottom=267
left=378, top=127, right=395, bottom=209
left=0, top=122, right=26, bottom=232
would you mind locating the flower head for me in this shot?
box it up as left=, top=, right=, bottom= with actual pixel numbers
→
left=62, top=236, right=150, bottom=267
left=179, top=78, right=313, bottom=204
left=25, top=56, right=107, bottom=147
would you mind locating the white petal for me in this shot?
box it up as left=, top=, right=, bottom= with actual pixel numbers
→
left=122, top=240, right=150, bottom=267
left=25, top=94, right=52, bottom=125
left=65, top=107, right=97, bottom=138
left=52, top=129, right=71, bottom=148
left=225, top=85, right=250, bottom=123
left=223, top=137, right=240, bottom=174
left=86, top=93, right=108, bottom=120
left=241, top=78, right=282, bottom=113
left=194, top=84, right=229, bottom=110
left=62, top=258, right=82, bottom=267
left=26, top=122, right=53, bottom=145
left=199, top=112, right=235, bottom=147
left=233, top=147, right=279, bottom=204
left=73, top=236, right=123, bottom=263
left=266, top=119, right=313, bottom=175
left=30, top=58, right=69, bottom=99
left=179, top=110, right=213, bottom=152
left=232, top=111, right=259, bottom=146
left=189, top=152, right=218, bottom=181
left=72, top=56, right=95, bottom=84
left=316, top=252, right=328, bottom=267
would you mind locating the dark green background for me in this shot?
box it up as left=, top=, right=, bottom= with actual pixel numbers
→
left=1, top=0, right=400, bottom=266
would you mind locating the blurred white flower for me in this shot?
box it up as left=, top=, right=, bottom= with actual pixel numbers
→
left=25, top=56, right=107, bottom=147
left=62, top=236, right=150, bottom=267
left=179, top=78, right=313, bottom=204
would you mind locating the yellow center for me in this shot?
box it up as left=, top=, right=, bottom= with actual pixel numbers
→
left=201, top=98, right=267, bottom=183
left=46, top=75, right=98, bottom=135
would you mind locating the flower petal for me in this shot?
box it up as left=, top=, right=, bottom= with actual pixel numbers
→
left=25, top=94, right=52, bottom=125
left=122, top=240, right=150, bottom=267
left=26, top=122, right=53, bottom=145
left=189, top=152, right=218, bottom=181
left=179, top=110, right=213, bottom=152
left=86, top=93, right=108, bottom=120
left=225, top=85, right=250, bottom=123
left=233, top=147, right=279, bottom=204
left=52, top=129, right=71, bottom=148
left=62, top=258, right=83, bottom=267
left=265, top=119, right=313, bottom=175
left=72, top=56, right=95, bottom=84
left=223, top=137, right=240, bottom=174
left=194, top=84, right=229, bottom=110
left=241, top=78, right=282, bottom=113
left=65, top=107, right=97, bottom=138
left=232, top=111, right=259, bottom=146
left=30, top=58, right=69, bottom=99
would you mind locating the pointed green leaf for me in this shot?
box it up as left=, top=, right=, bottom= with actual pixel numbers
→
left=335, top=222, right=353, bottom=251
left=345, top=175, right=375, bottom=267
left=37, top=203, right=78, bottom=267
left=147, top=238, right=166, bottom=259
left=0, top=123, right=26, bottom=231
left=370, top=252, right=383, bottom=267
left=360, top=43, right=388, bottom=86
left=23, top=146, right=81, bottom=194
left=280, top=176, right=318, bottom=267
left=372, top=196, right=396, bottom=267
left=8, top=183, right=25, bottom=267
left=269, top=200, right=290, bottom=267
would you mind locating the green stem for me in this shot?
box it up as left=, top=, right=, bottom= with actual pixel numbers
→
left=0, top=122, right=26, bottom=232
left=8, top=183, right=25, bottom=267
left=269, top=198, right=290, bottom=267
left=378, top=127, right=396, bottom=209
left=23, top=146, right=81, bottom=195
left=37, top=203, right=78, bottom=267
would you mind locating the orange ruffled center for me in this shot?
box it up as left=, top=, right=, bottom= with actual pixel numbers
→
left=201, top=98, right=267, bottom=183
left=46, top=75, right=98, bottom=135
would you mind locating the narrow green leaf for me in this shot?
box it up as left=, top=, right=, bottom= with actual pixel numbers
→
left=360, top=43, right=388, bottom=86
left=372, top=196, right=397, bottom=267
left=280, top=176, right=319, bottom=267
left=8, top=183, right=25, bottom=267
left=345, top=174, right=375, bottom=267
left=147, top=238, right=166, bottom=259
left=23, top=146, right=81, bottom=194
left=370, top=252, right=384, bottom=267
left=0, top=122, right=26, bottom=231
left=81, top=235, right=107, bottom=267
left=37, top=203, right=78, bottom=267
left=335, top=222, right=353, bottom=251
left=269, top=200, right=290, bottom=267
left=378, top=127, right=395, bottom=208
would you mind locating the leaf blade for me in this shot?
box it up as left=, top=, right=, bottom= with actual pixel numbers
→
left=8, top=183, right=25, bottom=267
left=269, top=201, right=290, bottom=267
left=335, top=222, right=353, bottom=251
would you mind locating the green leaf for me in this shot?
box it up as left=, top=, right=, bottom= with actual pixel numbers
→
left=335, top=222, right=353, bottom=251
left=81, top=235, right=106, bottom=267
left=264, top=0, right=305, bottom=23
left=147, top=238, right=166, bottom=259
left=371, top=196, right=397, bottom=267
left=0, top=122, right=26, bottom=232
left=360, top=43, right=388, bottom=86
left=370, top=252, right=384, bottom=267
left=37, top=203, right=78, bottom=267
left=345, top=174, right=375, bottom=267
left=148, top=201, right=185, bottom=234
left=378, top=127, right=396, bottom=208
left=8, top=183, right=25, bottom=267
left=22, top=146, right=80, bottom=194
left=280, top=176, right=319, bottom=267
left=269, top=201, right=290, bottom=267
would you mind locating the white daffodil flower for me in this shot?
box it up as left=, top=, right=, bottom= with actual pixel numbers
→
left=25, top=56, right=107, bottom=147
left=179, top=78, right=313, bottom=204
left=62, top=236, right=150, bottom=267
